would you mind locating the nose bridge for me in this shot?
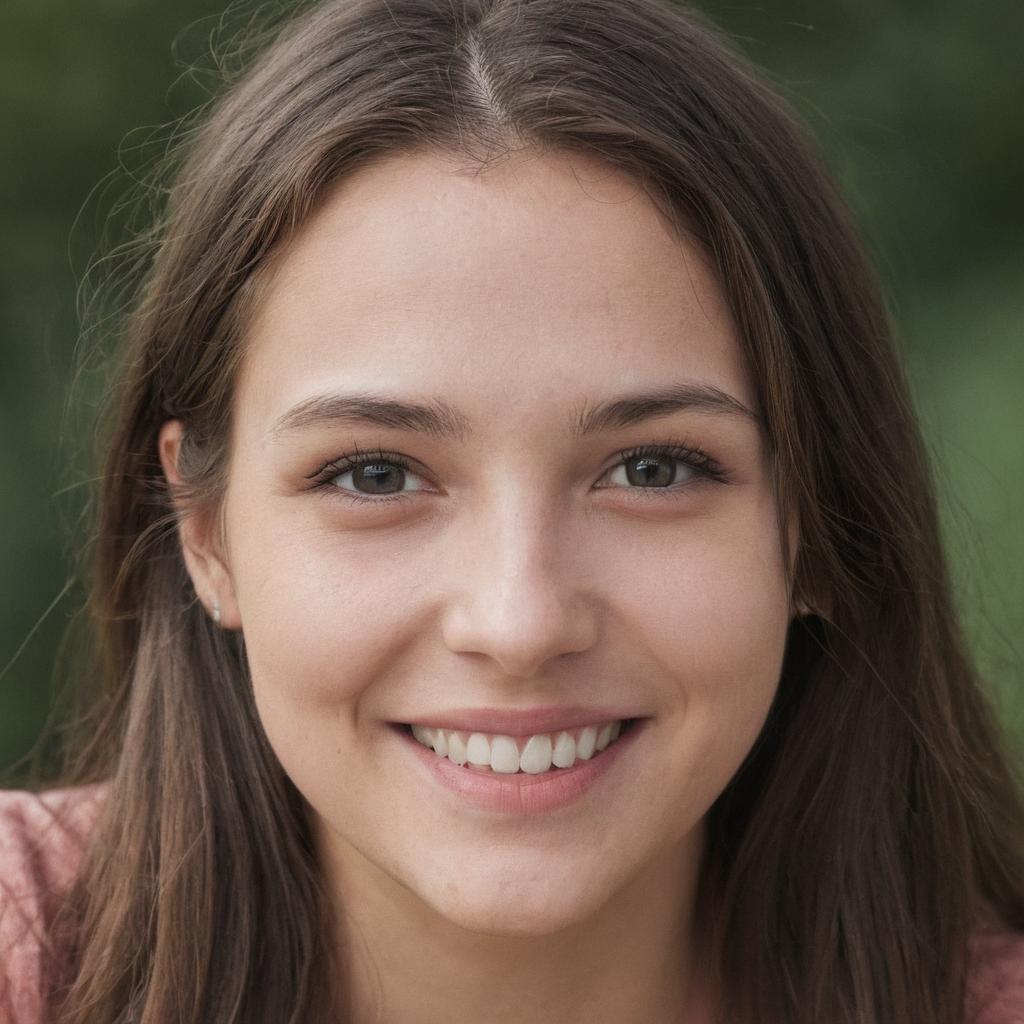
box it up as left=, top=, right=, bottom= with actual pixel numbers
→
left=440, top=485, right=597, bottom=678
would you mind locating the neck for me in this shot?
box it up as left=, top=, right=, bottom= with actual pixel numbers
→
left=316, top=819, right=717, bottom=1024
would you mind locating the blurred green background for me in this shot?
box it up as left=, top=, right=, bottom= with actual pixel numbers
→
left=1, top=0, right=1021, bottom=786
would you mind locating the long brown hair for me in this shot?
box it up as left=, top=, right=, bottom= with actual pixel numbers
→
left=29, top=0, right=1024, bottom=1020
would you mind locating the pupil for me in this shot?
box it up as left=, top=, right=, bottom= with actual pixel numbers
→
left=626, top=456, right=674, bottom=487
left=355, top=463, right=404, bottom=494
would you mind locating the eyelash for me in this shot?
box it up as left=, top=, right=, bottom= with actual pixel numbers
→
left=305, top=441, right=728, bottom=507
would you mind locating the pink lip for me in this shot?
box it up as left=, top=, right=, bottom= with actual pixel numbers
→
left=395, top=718, right=645, bottom=815
left=397, top=705, right=640, bottom=737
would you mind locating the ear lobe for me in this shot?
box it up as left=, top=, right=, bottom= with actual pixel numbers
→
left=785, top=520, right=833, bottom=623
left=792, top=588, right=833, bottom=624
left=158, top=419, right=240, bottom=630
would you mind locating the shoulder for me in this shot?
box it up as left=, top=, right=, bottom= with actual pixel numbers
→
left=965, top=918, right=1024, bottom=1024
left=0, top=781, right=110, bottom=1024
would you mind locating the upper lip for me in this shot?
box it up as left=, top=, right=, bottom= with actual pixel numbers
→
left=398, top=706, right=641, bottom=737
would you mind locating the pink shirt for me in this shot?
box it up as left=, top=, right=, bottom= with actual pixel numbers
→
left=2, top=783, right=1023, bottom=1022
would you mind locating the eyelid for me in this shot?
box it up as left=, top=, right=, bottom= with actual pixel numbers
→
left=305, top=445, right=426, bottom=481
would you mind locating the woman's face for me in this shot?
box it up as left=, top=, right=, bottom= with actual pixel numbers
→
left=170, top=148, right=793, bottom=936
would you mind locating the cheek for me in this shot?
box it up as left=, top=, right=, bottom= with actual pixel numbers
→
left=228, top=513, right=431, bottom=819
left=620, top=496, right=790, bottom=678
left=232, top=520, right=425, bottom=711
left=232, top=485, right=790, bottom=693
left=613, top=499, right=791, bottom=803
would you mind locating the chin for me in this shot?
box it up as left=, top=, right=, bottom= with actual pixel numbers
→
left=416, top=860, right=612, bottom=938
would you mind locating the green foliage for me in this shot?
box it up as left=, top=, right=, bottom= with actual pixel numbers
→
left=1, top=0, right=1021, bottom=782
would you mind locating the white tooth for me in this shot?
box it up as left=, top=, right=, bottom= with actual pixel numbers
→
left=411, top=724, right=432, bottom=746
left=447, top=731, right=468, bottom=766
left=490, top=735, right=520, bottom=773
left=595, top=722, right=613, bottom=751
left=576, top=726, right=597, bottom=760
left=552, top=731, right=576, bottom=768
left=431, top=729, right=449, bottom=757
left=610, top=721, right=622, bottom=742
left=519, top=734, right=553, bottom=774
left=466, top=733, right=491, bottom=767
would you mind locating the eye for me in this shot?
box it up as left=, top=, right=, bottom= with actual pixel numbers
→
left=596, top=443, right=726, bottom=493
left=308, top=448, right=429, bottom=504
left=307, top=441, right=727, bottom=507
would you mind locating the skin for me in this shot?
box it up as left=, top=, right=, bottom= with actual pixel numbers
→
left=160, top=147, right=795, bottom=1022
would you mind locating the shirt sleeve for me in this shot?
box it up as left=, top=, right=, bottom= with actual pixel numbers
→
left=0, top=785, right=106, bottom=1024
left=965, top=920, right=1024, bottom=1024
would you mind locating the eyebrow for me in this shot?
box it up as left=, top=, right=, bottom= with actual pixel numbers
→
left=268, top=382, right=759, bottom=442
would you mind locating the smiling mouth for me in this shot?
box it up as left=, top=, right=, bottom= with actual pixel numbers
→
left=395, top=718, right=639, bottom=775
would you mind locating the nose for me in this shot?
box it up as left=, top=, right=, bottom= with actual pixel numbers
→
left=440, top=495, right=598, bottom=680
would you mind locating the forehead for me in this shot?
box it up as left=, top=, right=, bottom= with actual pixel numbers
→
left=237, top=147, right=755, bottom=439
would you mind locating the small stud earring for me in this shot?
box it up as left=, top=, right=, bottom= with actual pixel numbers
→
left=212, top=597, right=221, bottom=625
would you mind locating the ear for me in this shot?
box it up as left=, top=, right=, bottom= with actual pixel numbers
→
left=786, top=516, right=831, bottom=623
left=158, top=419, right=241, bottom=630
left=792, top=582, right=833, bottom=623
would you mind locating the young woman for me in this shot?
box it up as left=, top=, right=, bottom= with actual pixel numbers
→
left=2, top=0, right=1022, bottom=1021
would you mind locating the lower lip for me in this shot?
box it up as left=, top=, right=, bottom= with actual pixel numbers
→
left=393, top=720, right=645, bottom=815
